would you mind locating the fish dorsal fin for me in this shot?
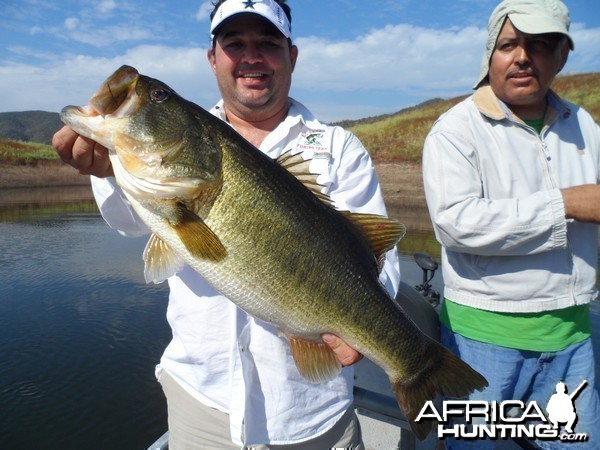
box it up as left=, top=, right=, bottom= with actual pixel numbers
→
left=172, top=205, right=228, bottom=262
left=342, top=212, right=406, bottom=270
left=143, top=233, right=184, bottom=284
left=276, top=150, right=332, bottom=206
left=287, top=336, right=342, bottom=383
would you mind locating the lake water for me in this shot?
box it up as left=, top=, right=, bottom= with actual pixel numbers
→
left=1, top=189, right=170, bottom=449
left=0, top=187, right=598, bottom=450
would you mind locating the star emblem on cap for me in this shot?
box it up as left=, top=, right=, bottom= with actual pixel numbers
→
left=243, top=0, right=259, bottom=9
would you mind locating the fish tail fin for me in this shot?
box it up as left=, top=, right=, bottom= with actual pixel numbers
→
left=390, top=347, right=488, bottom=440
left=390, top=380, right=432, bottom=440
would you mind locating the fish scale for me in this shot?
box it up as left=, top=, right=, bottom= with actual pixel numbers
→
left=199, top=145, right=375, bottom=336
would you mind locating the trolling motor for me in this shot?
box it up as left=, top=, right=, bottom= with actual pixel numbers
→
left=413, top=252, right=441, bottom=308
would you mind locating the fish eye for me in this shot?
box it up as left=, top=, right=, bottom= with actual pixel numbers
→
left=150, top=89, right=170, bottom=103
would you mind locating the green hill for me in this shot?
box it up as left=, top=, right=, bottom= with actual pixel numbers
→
left=344, top=72, right=600, bottom=163
left=0, top=111, right=61, bottom=145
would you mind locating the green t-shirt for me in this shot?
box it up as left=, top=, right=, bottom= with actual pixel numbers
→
left=440, top=299, right=591, bottom=352
left=525, top=117, right=544, bottom=134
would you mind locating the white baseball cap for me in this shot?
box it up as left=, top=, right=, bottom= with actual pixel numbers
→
left=474, top=0, right=574, bottom=88
left=210, top=0, right=292, bottom=40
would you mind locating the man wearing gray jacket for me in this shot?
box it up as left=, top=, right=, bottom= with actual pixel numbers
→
left=423, top=0, right=600, bottom=448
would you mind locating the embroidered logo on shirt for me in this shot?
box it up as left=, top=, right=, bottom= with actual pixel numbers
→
left=304, top=132, right=322, bottom=146
left=298, top=130, right=327, bottom=152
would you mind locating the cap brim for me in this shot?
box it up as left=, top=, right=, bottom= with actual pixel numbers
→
left=509, top=13, right=574, bottom=49
left=211, top=12, right=290, bottom=40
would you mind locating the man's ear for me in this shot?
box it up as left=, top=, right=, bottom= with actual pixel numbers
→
left=207, top=48, right=217, bottom=75
left=556, top=40, right=570, bottom=74
left=290, top=45, right=298, bottom=72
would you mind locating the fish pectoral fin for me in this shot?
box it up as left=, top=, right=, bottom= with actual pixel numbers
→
left=143, top=233, right=184, bottom=284
left=172, top=207, right=227, bottom=262
left=287, top=336, right=342, bottom=383
left=341, top=212, right=406, bottom=271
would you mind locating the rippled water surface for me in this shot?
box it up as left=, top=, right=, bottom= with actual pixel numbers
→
left=0, top=189, right=598, bottom=449
left=1, top=203, right=171, bottom=449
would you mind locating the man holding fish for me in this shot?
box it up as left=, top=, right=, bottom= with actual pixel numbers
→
left=54, top=1, right=400, bottom=448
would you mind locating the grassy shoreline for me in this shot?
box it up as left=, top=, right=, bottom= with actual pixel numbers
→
left=0, top=159, right=427, bottom=224
left=0, top=161, right=91, bottom=189
left=0, top=161, right=421, bottom=201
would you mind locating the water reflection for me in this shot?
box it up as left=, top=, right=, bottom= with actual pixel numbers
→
left=0, top=186, right=97, bottom=222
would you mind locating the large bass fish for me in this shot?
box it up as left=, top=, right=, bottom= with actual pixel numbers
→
left=61, top=65, right=487, bottom=439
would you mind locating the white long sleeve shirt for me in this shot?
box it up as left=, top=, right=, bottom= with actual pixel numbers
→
left=91, top=98, right=400, bottom=446
left=423, top=86, right=599, bottom=313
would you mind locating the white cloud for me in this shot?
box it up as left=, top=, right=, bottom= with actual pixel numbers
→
left=30, top=25, right=44, bottom=35
left=291, top=22, right=600, bottom=120
left=0, top=45, right=218, bottom=114
left=1, top=19, right=599, bottom=122
left=196, top=1, right=214, bottom=22
left=66, top=25, right=156, bottom=47
left=563, top=24, right=600, bottom=74
left=295, top=24, right=486, bottom=97
left=56, top=15, right=156, bottom=47
left=97, top=0, right=117, bottom=15
left=64, top=17, right=79, bottom=31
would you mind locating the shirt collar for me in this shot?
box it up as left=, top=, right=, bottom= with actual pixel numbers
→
left=209, top=97, right=324, bottom=134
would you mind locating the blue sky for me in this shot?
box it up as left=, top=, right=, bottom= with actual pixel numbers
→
left=1, top=0, right=599, bottom=122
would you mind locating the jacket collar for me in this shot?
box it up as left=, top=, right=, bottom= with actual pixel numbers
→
left=473, top=84, right=572, bottom=126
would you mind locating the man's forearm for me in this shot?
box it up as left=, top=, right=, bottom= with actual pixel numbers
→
left=561, top=184, right=600, bottom=223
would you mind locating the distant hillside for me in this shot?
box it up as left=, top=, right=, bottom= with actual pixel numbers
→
left=0, top=111, right=61, bottom=145
left=0, top=72, right=598, bottom=163
left=345, top=72, right=600, bottom=163
left=333, top=98, right=444, bottom=129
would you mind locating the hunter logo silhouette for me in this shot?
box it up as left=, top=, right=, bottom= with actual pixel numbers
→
left=545, top=380, right=588, bottom=434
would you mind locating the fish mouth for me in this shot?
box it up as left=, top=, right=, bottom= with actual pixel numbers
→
left=60, top=65, right=140, bottom=134
left=89, top=65, right=140, bottom=117
left=60, top=65, right=217, bottom=198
